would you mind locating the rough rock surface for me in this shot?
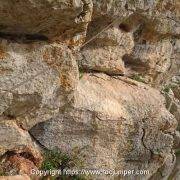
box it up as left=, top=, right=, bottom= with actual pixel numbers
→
left=124, top=40, right=173, bottom=84
left=0, top=0, right=179, bottom=179
left=0, top=175, right=30, bottom=180
left=88, top=0, right=179, bottom=85
left=0, top=0, right=93, bottom=46
left=78, top=27, right=134, bottom=75
left=31, top=74, right=177, bottom=179
left=0, top=120, right=42, bottom=176
left=0, top=40, right=78, bottom=129
left=0, top=120, right=42, bottom=163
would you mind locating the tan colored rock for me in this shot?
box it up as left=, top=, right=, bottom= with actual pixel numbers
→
left=3, top=154, right=38, bottom=176
left=173, top=86, right=180, bottom=101
left=169, top=155, right=180, bottom=180
left=0, top=1, right=179, bottom=179
left=79, top=27, right=134, bottom=75
left=124, top=40, right=173, bottom=85
left=164, top=86, right=180, bottom=131
left=0, top=175, right=30, bottom=180
left=0, top=40, right=78, bottom=129
left=169, top=99, right=180, bottom=131
left=0, top=0, right=92, bottom=44
left=90, top=0, right=179, bottom=44
left=79, top=0, right=179, bottom=80
left=157, top=40, right=180, bottom=89
left=0, top=92, right=13, bottom=115
left=0, top=120, right=42, bottom=166
left=174, top=131, right=180, bottom=149
left=31, top=74, right=177, bottom=179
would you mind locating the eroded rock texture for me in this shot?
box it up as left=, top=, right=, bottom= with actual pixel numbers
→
left=0, top=41, right=78, bottom=129
left=0, top=0, right=93, bottom=46
left=0, top=0, right=179, bottom=179
left=31, top=74, right=177, bottom=179
left=0, top=120, right=42, bottom=175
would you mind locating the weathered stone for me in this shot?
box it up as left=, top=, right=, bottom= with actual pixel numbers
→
left=164, top=88, right=180, bottom=131
left=171, top=76, right=180, bottom=101
left=124, top=40, right=173, bottom=85
left=0, top=120, right=42, bottom=166
left=31, top=74, right=177, bottom=179
left=169, top=154, right=180, bottom=180
left=0, top=40, right=78, bottom=129
left=0, top=92, right=13, bottom=115
left=1, top=154, right=38, bottom=176
left=0, top=0, right=179, bottom=179
left=78, top=27, right=134, bottom=75
left=80, top=0, right=179, bottom=80
left=174, top=131, right=180, bottom=149
left=0, top=0, right=93, bottom=45
left=0, top=175, right=30, bottom=180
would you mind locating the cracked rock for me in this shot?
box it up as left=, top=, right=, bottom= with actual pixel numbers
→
left=31, top=74, right=177, bottom=179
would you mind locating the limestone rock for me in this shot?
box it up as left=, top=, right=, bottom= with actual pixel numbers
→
left=163, top=76, right=180, bottom=131
left=174, top=131, right=180, bottom=149
left=31, top=74, right=177, bottom=179
left=0, top=175, right=30, bottom=180
left=168, top=98, right=180, bottom=131
left=80, top=0, right=179, bottom=81
left=78, top=27, right=134, bottom=75
left=0, top=120, right=42, bottom=167
left=0, top=0, right=91, bottom=43
left=171, top=76, right=180, bottom=101
left=0, top=0, right=179, bottom=179
left=124, top=40, right=173, bottom=85
left=93, top=0, right=179, bottom=17
left=169, top=155, right=180, bottom=180
left=173, top=86, right=180, bottom=101
left=0, top=40, right=78, bottom=129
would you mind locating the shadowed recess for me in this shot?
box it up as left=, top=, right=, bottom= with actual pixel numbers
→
left=0, top=32, right=48, bottom=42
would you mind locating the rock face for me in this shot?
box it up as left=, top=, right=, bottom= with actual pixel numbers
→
left=88, top=0, right=179, bottom=86
left=31, top=74, right=177, bottom=179
left=0, top=0, right=179, bottom=179
left=0, top=175, right=30, bottom=180
left=0, top=120, right=42, bottom=175
left=170, top=155, right=180, bottom=180
left=0, top=40, right=78, bottom=129
left=124, top=40, right=173, bottom=84
left=0, top=0, right=93, bottom=46
left=0, top=120, right=41, bottom=158
left=78, top=28, right=134, bottom=75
